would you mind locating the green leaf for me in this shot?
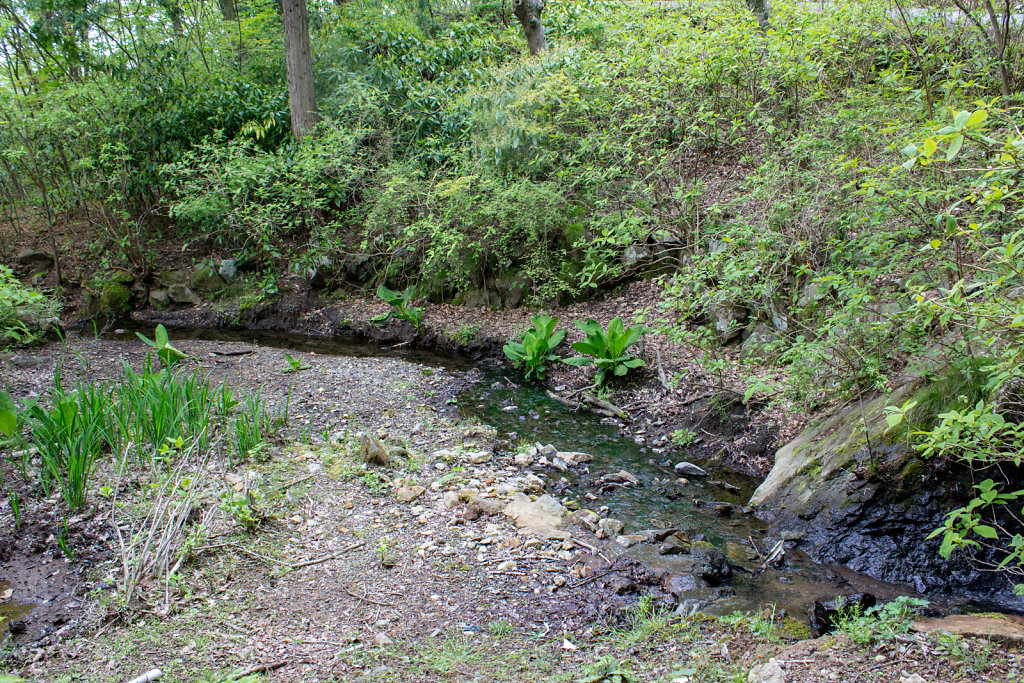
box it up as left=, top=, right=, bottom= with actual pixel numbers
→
left=974, top=524, right=999, bottom=539
left=953, top=110, right=971, bottom=129
left=563, top=357, right=593, bottom=367
left=946, top=134, right=965, bottom=161
left=155, top=324, right=169, bottom=348
left=966, top=109, right=988, bottom=128
left=136, top=331, right=157, bottom=348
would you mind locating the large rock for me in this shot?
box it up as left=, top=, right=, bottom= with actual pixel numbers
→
left=914, top=613, right=1024, bottom=645
left=621, top=244, right=652, bottom=268
left=465, top=495, right=505, bottom=520
left=749, top=376, right=1024, bottom=607
left=158, top=268, right=188, bottom=286
left=189, top=264, right=226, bottom=295
left=690, top=542, right=732, bottom=586
left=168, top=284, right=201, bottom=306
left=747, top=662, right=785, bottom=683
left=84, top=279, right=132, bottom=316
left=219, top=259, right=238, bottom=281
left=149, top=289, right=171, bottom=310
left=503, top=493, right=569, bottom=539
left=358, top=432, right=391, bottom=466
left=342, top=253, right=374, bottom=284
left=710, top=295, right=748, bottom=344
left=307, top=256, right=335, bottom=289
left=740, top=323, right=780, bottom=362
left=17, top=249, right=54, bottom=272
left=674, top=461, right=707, bottom=477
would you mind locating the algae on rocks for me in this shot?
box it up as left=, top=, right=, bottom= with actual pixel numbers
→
left=84, top=277, right=133, bottom=316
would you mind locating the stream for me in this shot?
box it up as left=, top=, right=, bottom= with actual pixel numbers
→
left=90, top=322, right=980, bottom=622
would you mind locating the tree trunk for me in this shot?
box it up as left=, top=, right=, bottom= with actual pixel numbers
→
left=746, top=0, right=769, bottom=28
left=281, top=0, right=318, bottom=138
left=512, top=0, right=547, bottom=56
left=219, top=0, right=237, bottom=21
left=982, top=0, right=1012, bottom=95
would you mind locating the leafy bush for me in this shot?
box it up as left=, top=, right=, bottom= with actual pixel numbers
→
left=564, top=317, right=646, bottom=385
left=503, top=315, right=566, bottom=380
left=0, top=266, right=60, bottom=347
left=832, top=596, right=929, bottom=645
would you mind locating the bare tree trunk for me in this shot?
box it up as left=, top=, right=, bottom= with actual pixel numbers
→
left=746, top=0, right=769, bottom=28
left=219, top=0, right=236, bottom=21
left=982, top=0, right=1012, bottom=95
left=281, top=0, right=318, bottom=138
left=513, top=0, right=547, bottom=56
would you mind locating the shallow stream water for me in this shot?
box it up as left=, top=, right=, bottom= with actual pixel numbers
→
left=92, top=321, right=963, bottom=620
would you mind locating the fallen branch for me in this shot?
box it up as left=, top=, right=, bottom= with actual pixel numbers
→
left=228, top=661, right=287, bottom=680
left=289, top=541, right=365, bottom=570
left=278, top=473, right=316, bottom=491
left=581, top=394, right=628, bottom=420
left=342, top=584, right=396, bottom=608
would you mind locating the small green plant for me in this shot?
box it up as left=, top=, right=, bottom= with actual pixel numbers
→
left=503, top=315, right=566, bottom=381
left=282, top=353, right=311, bottom=373
left=832, top=596, right=929, bottom=645
left=486, top=619, right=513, bottom=637
left=25, top=379, right=108, bottom=511
left=372, top=285, right=424, bottom=329
left=136, top=324, right=187, bottom=367
left=376, top=535, right=397, bottom=567
left=670, top=428, right=697, bottom=447
left=220, top=489, right=266, bottom=532
left=449, top=323, right=480, bottom=347
left=0, top=266, right=60, bottom=347
left=359, top=469, right=386, bottom=493
left=564, top=317, right=647, bottom=385
left=8, top=489, right=20, bottom=530
left=0, top=392, right=17, bottom=438
left=57, top=518, right=75, bottom=560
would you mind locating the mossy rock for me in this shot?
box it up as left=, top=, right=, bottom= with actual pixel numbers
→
left=84, top=279, right=132, bottom=316
left=778, top=617, right=814, bottom=641
left=188, top=264, right=226, bottom=296
left=111, top=270, right=134, bottom=285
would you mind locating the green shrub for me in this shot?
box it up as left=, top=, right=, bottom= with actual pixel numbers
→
left=564, top=317, right=647, bottom=385
left=503, top=315, right=566, bottom=381
left=0, top=266, right=59, bottom=347
left=833, top=596, right=929, bottom=645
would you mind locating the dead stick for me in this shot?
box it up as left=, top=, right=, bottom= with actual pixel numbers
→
left=289, top=541, right=365, bottom=570
left=228, top=661, right=287, bottom=680
left=342, top=584, right=396, bottom=608
left=279, top=473, right=315, bottom=491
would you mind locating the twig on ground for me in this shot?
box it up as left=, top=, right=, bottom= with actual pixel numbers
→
left=342, top=584, right=396, bottom=607
left=228, top=661, right=287, bottom=680
left=289, top=541, right=365, bottom=570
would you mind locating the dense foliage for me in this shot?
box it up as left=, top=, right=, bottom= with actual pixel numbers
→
left=3, top=0, right=1024, bottom=584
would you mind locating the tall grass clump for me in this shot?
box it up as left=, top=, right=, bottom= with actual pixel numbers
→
left=17, top=342, right=284, bottom=512
left=25, top=368, right=111, bottom=510
left=108, top=358, right=218, bottom=465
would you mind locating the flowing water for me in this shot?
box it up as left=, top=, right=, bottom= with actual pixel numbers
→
left=92, top=321, right=957, bottom=620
